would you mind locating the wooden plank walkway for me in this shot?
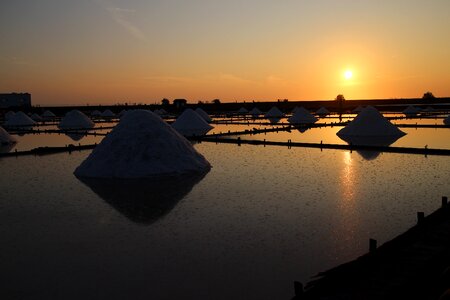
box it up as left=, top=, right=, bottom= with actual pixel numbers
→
left=292, top=197, right=450, bottom=299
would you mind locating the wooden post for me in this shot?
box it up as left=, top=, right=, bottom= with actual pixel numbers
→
left=417, top=212, right=425, bottom=224
left=294, top=281, right=303, bottom=298
left=369, top=239, right=377, bottom=252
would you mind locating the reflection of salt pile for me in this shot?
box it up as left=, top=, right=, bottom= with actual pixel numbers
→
left=195, top=108, right=212, bottom=123
left=78, top=173, right=206, bottom=224
left=265, top=106, right=284, bottom=118
left=31, top=113, right=43, bottom=122
left=74, top=110, right=211, bottom=178
left=316, top=107, right=330, bottom=116
left=288, top=107, right=317, bottom=124
left=237, top=107, right=248, bottom=114
left=5, top=111, right=36, bottom=127
left=249, top=107, right=262, bottom=116
left=172, top=109, right=213, bottom=136
left=0, top=126, right=16, bottom=145
left=41, top=110, right=56, bottom=119
left=444, top=115, right=450, bottom=125
left=59, top=110, right=94, bottom=129
left=337, top=106, right=406, bottom=160
left=402, top=105, right=419, bottom=116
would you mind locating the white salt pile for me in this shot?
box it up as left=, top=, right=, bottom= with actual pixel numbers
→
left=444, top=115, right=450, bottom=125
left=59, top=110, right=94, bottom=129
left=264, top=106, right=284, bottom=118
left=402, top=105, right=420, bottom=116
left=237, top=107, right=248, bottom=114
left=288, top=107, right=317, bottom=124
left=352, top=106, right=364, bottom=113
left=4, top=111, right=36, bottom=127
left=195, top=108, right=212, bottom=123
left=0, top=126, right=16, bottom=145
left=118, top=109, right=127, bottom=117
left=249, top=107, right=262, bottom=116
left=5, top=111, right=16, bottom=121
left=172, top=109, right=213, bottom=136
left=337, top=106, right=405, bottom=137
left=91, top=110, right=101, bottom=117
left=31, top=113, right=43, bottom=122
left=101, top=109, right=115, bottom=118
left=74, top=110, right=211, bottom=178
left=41, top=110, right=56, bottom=118
left=316, top=107, right=330, bottom=116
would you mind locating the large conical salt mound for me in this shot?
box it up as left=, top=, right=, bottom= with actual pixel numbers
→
left=0, top=126, right=16, bottom=145
left=265, top=106, right=284, bottom=118
left=195, top=108, right=212, bottom=123
left=172, top=109, right=213, bottom=136
left=444, top=115, right=450, bottom=125
left=4, top=111, right=36, bottom=126
left=41, top=110, right=56, bottom=118
left=249, top=107, right=262, bottom=116
left=402, top=105, right=419, bottom=116
left=74, top=110, right=211, bottom=178
left=59, top=110, right=94, bottom=129
left=316, top=107, right=330, bottom=116
left=337, top=106, right=405, bottom=137
left=288, top=107, right=317, bottom=124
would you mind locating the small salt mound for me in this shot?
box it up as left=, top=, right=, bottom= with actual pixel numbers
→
left=249, top=107, right=262, bottom=116
left=237, top=107, right=248, bottom=114
left=5, top=111, right=36, bottom=126
left=118, top=109, right=127, bottom=117
left=158, top=108, right=168, bottom=115
left=31, top=113, right=43, bottom=122
left=444, top=115, right=450, bottom=125
left=402, top=105, right=419, bottom=116
left=172, top=109, right=213, bottom=136
left=0, top=126, right=16, bottom=145
left=59, top=110, right=94, bottom=129
left=292, top=107, right=300, bottom=114
left=316, top=107, right=330, bottom=116
left=195, top=108, right=212, bottom=123
left=264, top=106, right=284, bottom=118
left=91, top=110, right=101, bottom=117
left=101, top=109, right=115, bottom=117
left=41, top=110, right=56, bottom=118
left=74, top=110, right=211, bottom=178
left=5, top=111, right=16, bottom=121
left=352, top=105, right=364, bottom=113
left=337, top=106, right=405, bottom=137
left=288, top=107, right=317, bottom=124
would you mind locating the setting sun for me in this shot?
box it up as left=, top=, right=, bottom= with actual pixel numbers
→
left=344, top=70, right=353, bottom=80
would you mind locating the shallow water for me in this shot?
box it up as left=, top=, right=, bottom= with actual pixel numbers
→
left=0, top=141, right=449, bottom=299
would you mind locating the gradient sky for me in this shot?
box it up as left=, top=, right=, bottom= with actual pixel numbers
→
left=1, top=0, right=449, bottom=105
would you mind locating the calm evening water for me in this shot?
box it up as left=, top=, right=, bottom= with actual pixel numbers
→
left=1, top=116, right=450, bottom=299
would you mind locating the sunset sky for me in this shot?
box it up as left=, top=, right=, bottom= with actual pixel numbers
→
left=1, top=0, right=449, bottom=105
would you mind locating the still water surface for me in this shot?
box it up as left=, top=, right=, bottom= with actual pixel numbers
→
left=1, top=141, right=449, bottom=299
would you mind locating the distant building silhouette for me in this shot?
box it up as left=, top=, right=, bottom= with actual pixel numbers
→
left=0, top=93, right=31, bottom=108
left=173, top=98, right=187, bottom=109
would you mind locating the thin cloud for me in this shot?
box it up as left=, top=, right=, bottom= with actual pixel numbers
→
left=106, top=5, right=147, bottom=42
